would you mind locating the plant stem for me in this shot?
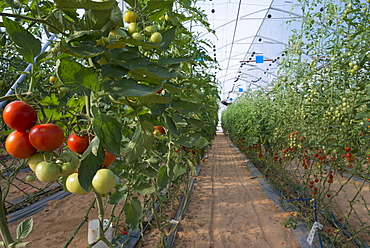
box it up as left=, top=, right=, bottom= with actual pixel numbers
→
left=0, top=185, right=15, bottom=246
left=63, top=198, right=96, bottom=248
left=93, top=192, right=113, bottom=247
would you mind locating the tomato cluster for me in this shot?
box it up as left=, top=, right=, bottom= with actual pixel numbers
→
left=3, top=101, right=65, bottom=159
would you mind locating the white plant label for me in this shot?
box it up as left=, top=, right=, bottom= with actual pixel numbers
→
left=307, top=221, right=323, bottom=245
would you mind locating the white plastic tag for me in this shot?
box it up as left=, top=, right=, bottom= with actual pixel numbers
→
left=170, top=219, right=179, bottom=224
left=307, top=221, right=323, bottom=245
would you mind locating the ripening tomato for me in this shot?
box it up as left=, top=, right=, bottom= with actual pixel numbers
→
left=67, top=133, right=89, bottom=154
left=5, top=130, right=37, bottom=159
left=29, top=124, right=64, bottom=151
left=101, top=150, right=117, bottom=167
left=154, top=126, right=166, bottom=134
left=3, top=101, right=37, bottom=131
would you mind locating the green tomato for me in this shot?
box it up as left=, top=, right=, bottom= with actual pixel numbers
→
left=28, top=153, right=52, bottom=172
left=58, top=151, right=80, bottom=176
left=145, top=25, right=157, bottom=34
left=35, top=162, right=61, bottom=182
left=132, top=32, right=144, bottom=41
left=92, top=169, right=116, bottom=194
left=25, top=174, right=35, bottom=182
left=150, top=32, right=162, bottom=44
left=66, top=173, right=89, bottom=195
left=128, top=22, right=140, bottom=34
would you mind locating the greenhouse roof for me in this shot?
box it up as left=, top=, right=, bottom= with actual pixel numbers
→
left=194, top=0, right=303, bottom=102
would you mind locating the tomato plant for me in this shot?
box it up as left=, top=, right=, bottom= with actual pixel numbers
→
left=3, top=101, right=37, bottom=131
left=29, top=124, right=64, bottom=151
left=5, top=130, right=37, bottom=159
left=67, top=133, right=89, bottom=154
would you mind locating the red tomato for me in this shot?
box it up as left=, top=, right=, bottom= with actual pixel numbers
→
left=29, top=124, right=64, bottom=151
left=3, top=101, right=37, bottom=131
left=101, top=150, right=117, bottom=167
left=67, top=133, right=89, bottom=154
left=154, top=126, right=166, bottom=134
left=5, top=130, right=37, bottom=159
left=344, top=147, right=351, bottom=152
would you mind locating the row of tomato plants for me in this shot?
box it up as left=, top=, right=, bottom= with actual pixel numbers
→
left=0, top=0, right=219, bottom=247
left=222, top=0, right=370, bottom=247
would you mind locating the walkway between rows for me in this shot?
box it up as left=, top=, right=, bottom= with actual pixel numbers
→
left=174, top=132, right=301, bottom=248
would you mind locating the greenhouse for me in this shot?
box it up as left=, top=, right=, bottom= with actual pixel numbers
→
left=0, top=0, right=369, bottom=247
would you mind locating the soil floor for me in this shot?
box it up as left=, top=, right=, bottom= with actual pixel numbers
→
left=173, top=132, right=301, bottom=248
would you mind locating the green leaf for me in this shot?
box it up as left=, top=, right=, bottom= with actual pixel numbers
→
left=175, top=133, right=202, bottom=147
left=55, top=0, right=116, bottom=9
left=158, top=57, right=192, bottom=66
left=140, top=95, right=172, bottom=104
left=195, top=137, right=209, bottom=148
left=79, top=137, right=105, bottom=191
left=354, top=112, right=370, bottom=119
left=133, top=182, right=156, bottom=195
left=108, top=190, right=127, bottom=204
left=157, top=165, right=170, bottom=190
left=111, top=7, right=124, bottom=27
left=164, top=115, right=179, bottom=137
left=145, top=0, right=173, bottom=11
left=3, top=17, right=41, bottom=63
left=92, top=106, right=122, bottom=156
left=188, top=118, right=205, bottom=128
left=159, top=27, right=176, bottom=51
left=174, top=164, right=187, bottom=178
left=16, top=217, right=33, bottom=240
left=171, top=99, right=200, bottom=113
left=123, top=197, right=142, bottom=231
left=125, top=121, right=154, bottom=163
left=101, top=64, right=130, bottom=78
left=59, top=40, right=105, bottom=58
left=56, top=59, right=100, bottom=93
left=102, top=79, right=161, bottom=97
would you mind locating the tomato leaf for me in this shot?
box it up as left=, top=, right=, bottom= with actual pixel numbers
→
left=144, top=0, right=173, bottom=11
left=55, top=0, right=116, bottom=9
left=102, top=79, right=162, bottom=97
left=108, top=190, right=127, bottom=205
left=164, top=115, right=179, bottom=137
left=3, top=17, right=41, bottom=63
left=16, top=217, right=33, bottom=240
left=158, top=27, right=176, bottom=51
left=79, top=137, right=104, bottom=191
left=133, top=182, right=156, bottom=195
left=157, top=165, right=170, bottom=190
left=188, top=118, right=205, bottom=128
left=123, top=197, right=142, bottom=231
left=175, top=133, right=202, bottom=148
left=140, top=95, right=173, bottom=104
left=125, top=121, right=154, bottom=163
left=91, top=106, right=121, bottom=156
left=56, top=58, right=100, bottom=93
left=170, top=99, right=200, bottom=113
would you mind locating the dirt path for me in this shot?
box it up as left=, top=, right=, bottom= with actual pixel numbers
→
left=174, top=132, right=301, bottom=248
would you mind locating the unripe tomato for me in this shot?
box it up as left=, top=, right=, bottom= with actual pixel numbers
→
left=29, top=124, right=64, bottom=151
left=25, top=175, right=35, bottom=182
left=128, top=22, right=141, bottom=34
left=101, top=150, right=117, bottom=167
left=67, top=133, right=89, bottom=154
left=66, top=173, right=89, bottom=195
left=35, top=161, right=61, bottom=182
left=5, top=131, right=37, bottom=159
left=132, top=32, right=144, bottom=41
left=145, top=25, right=157, bottom=34
left=58, top=151, right=80, bottom=176
left=150, top=32, right=162, bottom=43
left=3, top=101, right=37, bottom=131
left=123, top=10, right=138, bottom=23
left=92, top=169, right=116, bottom=194
left=28, top=152, right=52, bottom=172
